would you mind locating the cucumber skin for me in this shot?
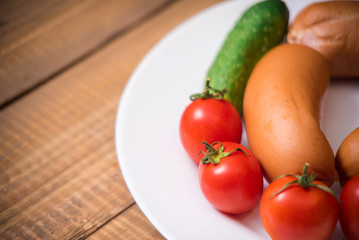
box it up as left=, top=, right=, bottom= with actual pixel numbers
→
left=206, top=0, right=289, bottom=113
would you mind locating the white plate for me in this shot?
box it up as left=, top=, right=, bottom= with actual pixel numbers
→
left=115, top=1, right=359, bottom=239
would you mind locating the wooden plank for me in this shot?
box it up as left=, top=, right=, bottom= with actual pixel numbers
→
left=0, top=58, right=135, bottom=238
left=0, top=0, right=172, bottom=107
left=0, top=0, right=222, bottom=239
left=88, top=204, right=165, bottom=240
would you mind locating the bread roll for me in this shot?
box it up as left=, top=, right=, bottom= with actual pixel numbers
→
left=287, top=1, right=359, bottom=77
left=335, top=127, right=359, bottom=186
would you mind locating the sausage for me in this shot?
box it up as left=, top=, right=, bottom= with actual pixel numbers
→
left=287, top=1, right=359, bottom=78
left=243, top=43, right=337, bottom=185
left=335, top=127, right=359, bottom=186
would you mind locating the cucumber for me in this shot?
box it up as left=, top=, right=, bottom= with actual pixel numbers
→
left=206, top=0, right=289, bottom=113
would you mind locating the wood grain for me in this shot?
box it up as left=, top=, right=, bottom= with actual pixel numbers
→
left=88, top=204, right=165, bottom=240
left=0, top=0, right=223, bottom=239
left=0, top=0, right=172, bottom=107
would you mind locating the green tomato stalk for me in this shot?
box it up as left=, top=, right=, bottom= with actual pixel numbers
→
left=190, top=78, right=227, bottom=101
left=268, top=163, right=339, bottom=201
left=200, top=140, right=249, bottom=165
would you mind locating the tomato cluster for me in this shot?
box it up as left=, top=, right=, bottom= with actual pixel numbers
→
left=180, top=80, right=263, bottom=215
left=179, top=81, right=358, bottom=238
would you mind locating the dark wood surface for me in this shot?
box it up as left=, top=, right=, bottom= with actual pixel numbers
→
left=0, top=0, right=223, bottom=239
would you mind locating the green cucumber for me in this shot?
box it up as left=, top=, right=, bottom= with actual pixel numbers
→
left=206, top=0, right=289, bottom=113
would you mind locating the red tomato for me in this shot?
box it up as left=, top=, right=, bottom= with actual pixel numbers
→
left=198, top=141, right=263, bottom=214
left=339, top=174, right=359, bottom=240
left=260, top=169, right=339, bottom=240
left=180, top=98, right=242, bottom=165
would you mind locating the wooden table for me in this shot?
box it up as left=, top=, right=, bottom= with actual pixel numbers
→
left=0, top=0, right=223, bottom=238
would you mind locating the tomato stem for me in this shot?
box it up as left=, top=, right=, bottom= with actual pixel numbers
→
left=297, top=163, right=315, bottom=187
left=190, top=78, right=227, bottom=101
left=200, top=141, right=249, bottom=165
left=268, top=163, right=339, bottom=201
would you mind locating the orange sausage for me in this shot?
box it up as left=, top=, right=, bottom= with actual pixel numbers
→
left=243, top=43, right=337, bottom=185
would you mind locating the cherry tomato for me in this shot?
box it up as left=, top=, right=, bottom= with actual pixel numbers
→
left=180, top=97, right=242, bottom=165
left=198, top=141, right=263, bottom=214
left=260, top=164, right=339, bottom=240
left=339, top=174, right=359, bottom=240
